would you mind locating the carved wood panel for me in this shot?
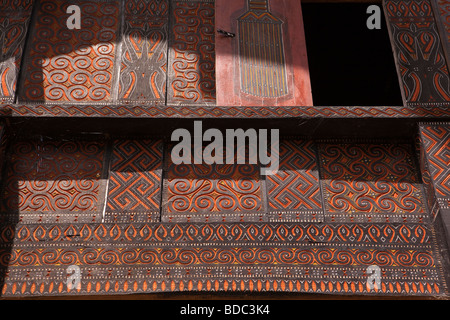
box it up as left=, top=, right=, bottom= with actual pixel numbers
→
left=432, top=0, right=450, bottom=71
left=166, top=0, right=216, bottom=106
left=118, top=0, right=169, bottom=104
left=0, top=0, right=34, bottom=103
left=384, top=0, right=450, bottom=106
left=19, top=0, right=121, bottom=103
left=216, top=0, right=313, bottom=107
left=0, top=138, right=109, bottom=223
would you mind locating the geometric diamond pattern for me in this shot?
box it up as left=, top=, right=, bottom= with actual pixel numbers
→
left=0, top=136, right=448, bottom=298
left=420, top=124, right=450, bottom=209
left=267, top=140, right=323, bottom=222
left=106, top=139, right=163, bottom=214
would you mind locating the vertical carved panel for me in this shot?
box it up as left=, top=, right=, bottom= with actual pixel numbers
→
left=419, top=134, right=439, bottom=220
left=216, top=0, right=312, bottom=106
left=105, top=139, right=163, bottom=223
left=419, top=123, right=450, bottom=212
left=0, top=121, right=7, bottom=187
left=167, top=0, right=216, bottom=106
left=384, top=0, right=450, bottom=106
left=19, top=0, right=120, bottom=103
left=118, top=0, right=169, bottom=104
left=0, top=0, right=34, bottom=103
left=432, top=0, right=450, bottom=70
left=266, top=140, right=323, bottom=222
left=237, top=0, right=288, bottom=98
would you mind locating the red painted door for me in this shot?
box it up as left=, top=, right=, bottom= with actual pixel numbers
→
left=216, top=0, right=313, bottom=106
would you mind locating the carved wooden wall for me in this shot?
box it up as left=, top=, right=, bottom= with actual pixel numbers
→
left=216, top=0, right=313, bottom=106
left=384, top=0, right=450, bottom=107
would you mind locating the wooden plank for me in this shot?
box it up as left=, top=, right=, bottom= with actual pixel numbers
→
left=384, top=0, right=450, bottom=107
left=0, top=120, right=7, bottom=185
left=18, top=0, right=121, bottom=103
left=0, top=138, right=110, bottom=224
left=104, top=139, right=163, bottom=223
left=1, top=104, right=450, bottom=118
left=166, top=0, right=216, bottom=106
left=432, top=0, right=450, bottom=72
left=0, top=0, right=34, bottom=103
left=118, top=0, right=169, bottom=104
left=161, top=143, right=265, bottom=222
left=267, top=140, right=323, bottom=222
left=419, top=123, right=450, bottom=214
left=318, top=141, right=427, bottom=223
left=0, top=222, right=444, bottom=297
left=216, top=0, right=313, bottom=106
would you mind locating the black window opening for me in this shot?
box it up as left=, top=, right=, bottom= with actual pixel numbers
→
left=301, top=2, right=403, bottom=107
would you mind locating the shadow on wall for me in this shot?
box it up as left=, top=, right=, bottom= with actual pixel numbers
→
left=1, top=1, right=404, bottom=107
left=1, top=0, right=218, bottom=106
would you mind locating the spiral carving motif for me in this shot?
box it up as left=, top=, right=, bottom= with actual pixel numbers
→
left=319, top=143, right=426, bottom=214
left=1, top=140, right=106, bottom=213
left=2, top=246, right=436, bottom=268
left=20, top=0, right=119, bottom=103
left=163, top=145, right=263, bottom=219
left=167, top=0, right=216, bottom=106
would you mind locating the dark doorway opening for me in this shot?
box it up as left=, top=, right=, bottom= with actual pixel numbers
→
left=301, top=2, right=403, bottom=106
